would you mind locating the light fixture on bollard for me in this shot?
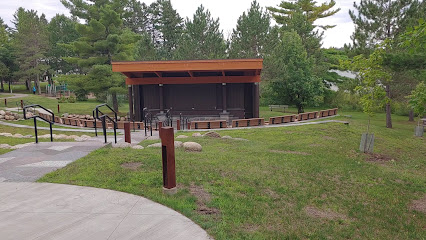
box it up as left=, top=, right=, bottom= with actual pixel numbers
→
left=160, top=127, right=177, bottom=195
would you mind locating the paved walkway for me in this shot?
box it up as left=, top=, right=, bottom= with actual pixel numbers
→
left=0, top=120, right=115, bottom=133
left=0, top=141, right=106, bottom=182
left=0, top=93, right=28, bottom=99
left=0, top=182, right=210, bottom=240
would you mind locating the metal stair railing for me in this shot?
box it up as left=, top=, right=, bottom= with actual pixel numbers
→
left=143, top=108, right=153, bottom=137
left=23, top=104, right=54, bottom=143
left=93, top=104, right=117, bottom=144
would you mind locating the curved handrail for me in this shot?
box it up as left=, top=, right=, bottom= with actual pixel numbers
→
left=92, top=103, right=117, bottom=144
left=23, top=104, right=55, bottom=143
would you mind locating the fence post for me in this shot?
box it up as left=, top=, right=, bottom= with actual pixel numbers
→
left=124, top=122, right=131, bottom=143
left=160, top=127, right=176, bottom=195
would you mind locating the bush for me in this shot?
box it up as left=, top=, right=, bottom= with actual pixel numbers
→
left=68, top=95, right=76, bottom=103
left=58, top=96, right=67, bottom=103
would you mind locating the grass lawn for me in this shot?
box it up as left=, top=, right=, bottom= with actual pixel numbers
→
left=39, top=111, right=425, bottom=239
left=1, top=94, right=129, bottom=116
left=3, top=83, right=48, bottom=94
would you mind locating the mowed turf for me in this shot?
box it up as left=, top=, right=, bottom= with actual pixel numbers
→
left=39, top=112, right=425, bottom=239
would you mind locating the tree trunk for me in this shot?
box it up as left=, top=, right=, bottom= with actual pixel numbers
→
left=385, top=84, right=392, bottom=128
left=297, top=104, right=304, bottom=114
left=0, top=78, right=4, bottom=92
left=112, top=92, right=119, bottom=113
left=36, top=74, right=41, bottom=95
left=409, top=109, right=414, bottom=122
left=26, top=79, right=30, bottom=92
left=8, top=78, right=11, bottom=93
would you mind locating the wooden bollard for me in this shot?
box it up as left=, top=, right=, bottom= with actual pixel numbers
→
left=20, top=100, right=23, bottom=109
left=4, top=99, right=6, bottom=106
left=187, top=122, right=191, bottom=130
left=57, top=104, right=60, bottom=113
left=124, top=122, right=131, bottom=143
left=160, top=127, right=176, bottom=195
left=176, top=119, right=180, bottom=130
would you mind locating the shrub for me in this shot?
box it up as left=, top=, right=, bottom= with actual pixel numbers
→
left=68, top=95, right=76, bottom=103
left=58, top=96, right=67, bottom=103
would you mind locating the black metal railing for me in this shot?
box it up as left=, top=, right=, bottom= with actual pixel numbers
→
left=93, top=104, right=117, bottom=144
left=143, top=108, right=153, bottom=137
left=164, top=108, right=173, bottom=127
left=23, top=104, right=54, bottom=143
left=179, top=113, right=190, bottom=130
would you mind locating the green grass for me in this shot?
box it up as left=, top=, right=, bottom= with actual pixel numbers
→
left=39, top=111, right=425, bottom=239
left=4, top=83, right=48, bottom=94
left=1, top=94, right=129, bottom=115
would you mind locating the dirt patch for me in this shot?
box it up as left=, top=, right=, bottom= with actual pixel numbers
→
left=366, top=153, right=395, bottom=162
left=120, top=162, right=142, bottom=170
left=265, top=188, right=279, bottom=199
left=323, top=136, right=336, bottom=140
left=410, top=195, right=426, bottom=214
left=305, top=206, right=348, bottom=221
left=270, top=150, right=311, bottom=155
left=189, top=184, right=220, bottom=215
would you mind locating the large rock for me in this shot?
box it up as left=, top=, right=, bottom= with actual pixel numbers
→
left=176, top=135, right=189, bottom=139
left=221, top=135, right=232, bottom=139
left=132, top=145, right=144, bottom=150
left=204, top=131, right=221, bottom=138
left=0, top=110, right=5, bottom=115
left=192, top=133, right=202, bottom=137
left=183, top=142, right=202, bottom=152
left=8, top=116, right=15, bottom=120
left=112, top=142, right=131, bottom=148
left=0, top=115, right=4, bottom=120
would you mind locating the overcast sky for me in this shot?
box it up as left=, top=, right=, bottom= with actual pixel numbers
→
left=0, top=0, right=358, bottom=48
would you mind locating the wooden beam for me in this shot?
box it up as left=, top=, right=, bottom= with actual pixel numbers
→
left=125, top=76, right=261, bottom=85
left=113, top=59, right=263, bottom=73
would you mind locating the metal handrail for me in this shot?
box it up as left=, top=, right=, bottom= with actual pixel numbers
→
left=143, top=108, right=153, bottom=136
left=93, top=103, right=117, bottom=144
left=23, top=104, right=55, bottom=143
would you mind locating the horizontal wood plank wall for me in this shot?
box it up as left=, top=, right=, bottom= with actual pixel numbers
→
left=126, top=76, right=260, bottom=85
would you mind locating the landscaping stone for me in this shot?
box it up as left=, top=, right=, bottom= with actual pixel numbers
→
left=204, top=131, right=221, bottom=138
left=147, top=143, right=162, bottom=148
left=221, top=136, right=232, bottom=139
left=132, top=145, right=144, bottom=150
left=0, top=110, right=5, bottom=115
left=176, top=135, right=189, bottom=139
left=174, top=141, right=183, bottom=148
left=112, top=142, right=131, bottom=148
left=233, top=138, right=249, bottom=141
left=183, top=142, right=202, bottom=152
left=0, top=115, right=4, bottom=119
left=13, top=134, right=24, bottom=138
left=192, top=133, right=202, bottom=137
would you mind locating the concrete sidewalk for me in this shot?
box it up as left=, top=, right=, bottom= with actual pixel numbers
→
left=0, top=182, right=211, bottom=240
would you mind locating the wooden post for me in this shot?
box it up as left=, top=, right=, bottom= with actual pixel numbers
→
left=253, top=83, right=260, bottom=118
left=222, top=83, right=227, bottom=113
left=159, top=84, right=164, bottom=113
left=124, top=122, right=131, bottom=143
left=160, top=127, right=176, bottom=194
left=187, top=122, right=191, bottom=130
left=57, top=104, right=60, bottom=113
left=176, top=119, right=180, bottom=130
left=20, top=100, right=24, bottom=109
left=128, top=85, right=133, bottom=122
left=4, top=99, right=6, bottom=106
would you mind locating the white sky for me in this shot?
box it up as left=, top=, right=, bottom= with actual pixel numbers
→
left=0, top=0, right=358, bottom=48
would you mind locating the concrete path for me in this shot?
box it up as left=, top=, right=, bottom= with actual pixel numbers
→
left=0, top=93, right=28, bottom=99
left=0, top=142, right=105, bottom=182
left=0, top=120, right=115, bottom=133
left=0, top=182, right=210, bottom=240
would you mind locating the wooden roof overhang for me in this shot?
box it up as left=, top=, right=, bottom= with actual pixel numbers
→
left=112, top=59, right=263, bottom=85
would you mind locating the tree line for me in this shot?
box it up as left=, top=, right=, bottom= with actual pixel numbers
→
left=0, top=0, right=424, bottom=124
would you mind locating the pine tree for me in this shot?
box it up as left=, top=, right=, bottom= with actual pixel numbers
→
left=175, top=5, right=227, bottom=60
left=61, top=0, right=140, bottom=111
left=12, top=8, right=49, bottom=94
left=229, top=1, right=271, bottom=59
left=124, top=0, right=149, bottom=34
left=156, top=0, right=183, bottom=60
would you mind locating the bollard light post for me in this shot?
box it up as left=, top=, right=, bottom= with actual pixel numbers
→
left=124, top=122, right=131, bottom=143
left=160, top=127, right=176, bottom=195
left=176, top=119, right=181, bottom=130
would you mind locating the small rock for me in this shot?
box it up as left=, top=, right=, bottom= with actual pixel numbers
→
left=0, top=144, right=11, bottom=149
left=3, top=133, right=12, bottom=137
left=0, top=115, right=4, bottom=120
left=13, top=134, right=24, bottom=138
left=192, top=133, right=202, bottom=137
left=4, top=115, right=9, bottom=120
left=146, top=143, right=162, bottom=148
left=222, top=136, right=232, bottom=139
left=174, top=141, right=183, bottom=148
left=132, top=145, right=144, bottom=150
left=62, top=113, right=69, bottom=118
left=112, top=142, right=131, bottom=148
left=183, top=142, right=202, bottom=152
left=5, top=111, right=11, bottom=115
left=176, top=135, right=189, bottom=139
left=233, top=138, right=249, bottom=141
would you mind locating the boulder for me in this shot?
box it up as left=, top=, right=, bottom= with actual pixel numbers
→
left=0, top=110, right=5, bottom=115
left=0, top=115, right=4, bottom=120
left=62, top=113, right=69, bottom=118
left=176, top=135, right=189, bottom=139
left=221, top=136, right=232, bottom=139
left=13, top=134, right=24, bottom=138
left=79, top=115, right=85, bottom=119
left=204, top=131, right=221, bottom=138
left=85, top=115, right=91, bottom=119
left=5, top=111, right=11, bottom=115
left=8, top=116, right=15, bottom=120
left=146, top=143, right=162, bottom=148
left=3, top=133, right=13, bottom=137
left=0, top=144, right=11, bottom=149
left=233, top=137, right=249, bottom=141
left=183, top=142, right=202, bottom=152
left=192, top=133, right=202, bottom=137
left=112, top=142, right=131, bottom=148
left=4, top=115, right=10, bottom=120
left=174, top=141, right=183, bottom=148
